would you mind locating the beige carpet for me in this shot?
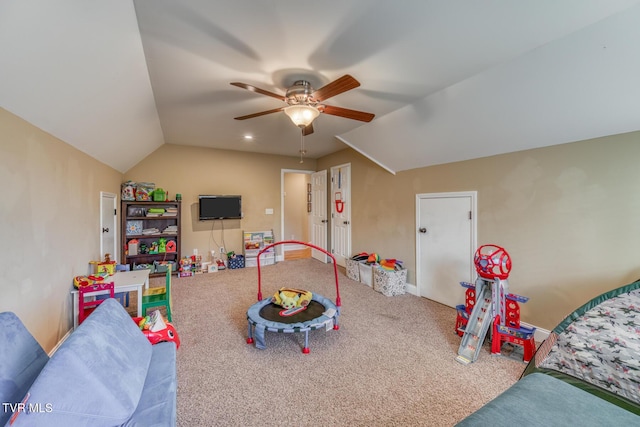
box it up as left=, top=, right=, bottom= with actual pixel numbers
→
left=159, top=258, right=525, bottom=426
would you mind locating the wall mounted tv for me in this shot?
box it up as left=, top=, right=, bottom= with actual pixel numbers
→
left=198, top=195, right=242, bottom=220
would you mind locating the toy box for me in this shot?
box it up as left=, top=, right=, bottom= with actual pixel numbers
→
left=121, top=181, right=136, bottom=201
left=153, top=260, right=174, bottom=274
left=228, top=254, right=245, bottom=269
left=135, top=182, right=155, bottom=201
left=96, top=262, right=116, bottom=275
left=358, top=263, right=373, bottom=287
left=89, top=255, right=116, bottom=276
left=134, top=263, right=155, bottom=273
left=346, top=258, right=361, bottom=281
left=373, top=267, right=407, bottom=296
left=152, top=188, right=166, bottom=202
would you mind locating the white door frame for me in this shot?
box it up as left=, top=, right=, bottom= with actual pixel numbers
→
left=415, top=191, right=477, bottom=299
left=100, top=191, right=118, bottom=261
left=280, top=168, right=314, bottom=260
left=310, top=170, right=329, bottom=263
left=330, top=163, right=351, bottom=267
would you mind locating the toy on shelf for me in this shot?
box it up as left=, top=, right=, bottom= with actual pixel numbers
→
left=191, top=254, right=202, bottom=273
left=455, top=245, right=535, bottom=365
left=165, top=240, right=177, bottom=253
left=158, top=238, right=167, bottom=253
left=178, top=257, right=194, bottom=278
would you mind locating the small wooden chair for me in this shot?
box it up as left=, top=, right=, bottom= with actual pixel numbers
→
left=78, top=282, right=115, bottom=325
left=141, top=265, right=172, bottom=322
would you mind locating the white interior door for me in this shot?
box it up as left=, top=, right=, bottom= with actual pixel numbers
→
left=100, top=192, right=117, bottom=260
left=310, top=170, right=328, bottom=262
left=416, top=192, right=476, bottom=307
left=331, top=164, right=351, bottom=267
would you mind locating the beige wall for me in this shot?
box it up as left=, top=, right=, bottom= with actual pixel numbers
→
left=4, top=104, right=639, bottom=346
left=0, top=108, right=122, bottom=352
left=124, top=144, right=315, bottom=261
left=318, top=131, right=640, bottom=330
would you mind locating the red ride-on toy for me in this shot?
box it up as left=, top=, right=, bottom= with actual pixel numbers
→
left=133, top=311, right=181, bottom=349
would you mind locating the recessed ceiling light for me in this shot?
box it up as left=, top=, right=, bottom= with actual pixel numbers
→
left=243, top=135, right=253, bottom=140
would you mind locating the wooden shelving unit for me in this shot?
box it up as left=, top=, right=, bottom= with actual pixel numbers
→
left=121, top=200, right=181, bottom=276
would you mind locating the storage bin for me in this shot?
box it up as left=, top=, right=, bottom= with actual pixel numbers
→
left=135, top=182, right=155, bottom=201
left=373, top=267, right=407, bottom=296
left=228, top=255, right=245, bottom=269
left=346, top=258, right=361, bottom=281
left=121, top=181, right=136, bottom=201
left=133, top=263, right=155, bottom=273
left=358, top=263, right=373, bottom=287
left=152, top=188, right=166, bottom=202
left=153, top=260, right=174, bottom=274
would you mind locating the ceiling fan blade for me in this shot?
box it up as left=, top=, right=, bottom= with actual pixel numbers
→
left=311, top=75, right=360, bottom=102
left=319, top=105, right=375, bottom=122
left=230, top=82, right=285, bottom=101
left=234, top=107, right=284, bottom=120
left=302, top=123, right=314, bottom=136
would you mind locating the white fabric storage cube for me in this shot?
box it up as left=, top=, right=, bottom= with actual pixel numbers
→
left=373, top=267, right=407, bottom=296
left=358, top=263, right=373, bottom=287
left=346, top=259, right=361, bottom=281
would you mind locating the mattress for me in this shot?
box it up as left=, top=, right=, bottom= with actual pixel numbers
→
left=524, top=279, right=640, bottom=414
left=456, top=373, right=639, bottom=426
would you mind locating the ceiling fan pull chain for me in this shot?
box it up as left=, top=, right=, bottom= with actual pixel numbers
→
left=299, top=129, right=306, bottom=163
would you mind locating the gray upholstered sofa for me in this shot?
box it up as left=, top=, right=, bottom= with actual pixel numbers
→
left=1, top=298, right=177, bottom=426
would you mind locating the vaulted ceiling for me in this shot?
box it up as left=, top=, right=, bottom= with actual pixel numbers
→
left=2, top=1, right=640, bottom=173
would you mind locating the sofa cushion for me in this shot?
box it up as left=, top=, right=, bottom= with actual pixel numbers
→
left=0, top=312, right=49, bottom=426
left=10, top=299, right=153, bottom=427
left=123, top=342, right=177, bottom=426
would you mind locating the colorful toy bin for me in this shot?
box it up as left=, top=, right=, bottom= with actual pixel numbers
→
left=228, top=254, right=245, bottom=269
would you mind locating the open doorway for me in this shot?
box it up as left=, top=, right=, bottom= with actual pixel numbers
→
left=281, top=169, right=313, bottom=260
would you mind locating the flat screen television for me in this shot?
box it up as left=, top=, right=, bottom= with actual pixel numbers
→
left=198, top=195, right=242, bottom=220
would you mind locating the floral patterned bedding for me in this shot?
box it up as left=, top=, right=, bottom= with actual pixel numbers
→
left=538, top=288, right=640, bottom=404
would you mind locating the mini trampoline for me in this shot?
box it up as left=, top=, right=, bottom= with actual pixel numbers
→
left=246, top=240, right=341, bottom=353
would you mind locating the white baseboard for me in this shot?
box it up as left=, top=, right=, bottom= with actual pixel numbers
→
left=406, top=282, right=418, bottom=295
left=283, top=243, right=308, bottom=251
left=49, top=329, right=72, bottom=356
left=404, top=281, right=550, bottom=342
left=521, top=322, right=550, bottom=342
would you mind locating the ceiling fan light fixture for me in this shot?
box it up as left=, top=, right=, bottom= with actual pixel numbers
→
left=284, top=105, right=319, bottom=128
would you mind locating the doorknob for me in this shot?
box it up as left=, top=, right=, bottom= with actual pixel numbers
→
left=321, top=219, right=328, bottom=223
left=343, top=221, right=350, bottom=225
left=418, top=227, right=427, bottom=233
left=102, top=227, right=109, bottom=233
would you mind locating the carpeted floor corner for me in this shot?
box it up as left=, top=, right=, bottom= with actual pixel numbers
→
left=157, top=258, right=524, bottom=426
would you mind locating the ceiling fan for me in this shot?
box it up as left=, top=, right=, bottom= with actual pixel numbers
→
left=231, top=74, right=375, bottom=135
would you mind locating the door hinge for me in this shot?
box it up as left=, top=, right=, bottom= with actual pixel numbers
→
left=469, top=211, right=472, bottom=220
left=114, top=209, right=117, bottom=216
